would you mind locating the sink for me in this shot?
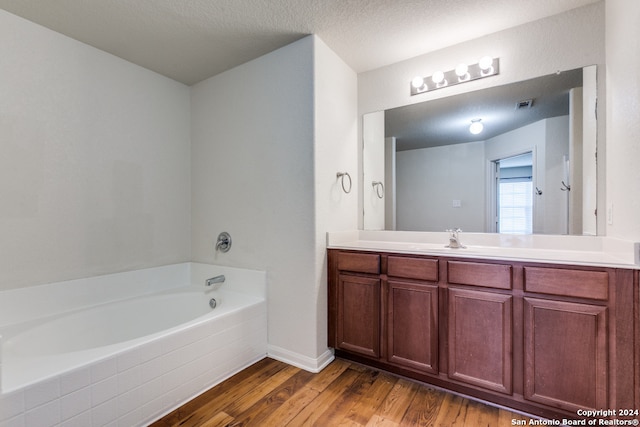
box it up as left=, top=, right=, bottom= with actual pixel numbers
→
left=407, top=244, right=474, bottom=252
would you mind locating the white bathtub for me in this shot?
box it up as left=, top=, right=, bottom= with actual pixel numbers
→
left=0, top=263, right=267, bottom=427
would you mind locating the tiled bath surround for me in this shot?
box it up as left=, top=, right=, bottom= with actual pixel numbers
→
left=0, top=263, right=267, bottom=427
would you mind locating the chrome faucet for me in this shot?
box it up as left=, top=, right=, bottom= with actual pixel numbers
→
left=205, top=274, right=225, bottom=289
left=445, top=228, right=466, bottom=249
left=216, top=232, right=232, bottom=253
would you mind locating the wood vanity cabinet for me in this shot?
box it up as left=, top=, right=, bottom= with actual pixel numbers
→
left=386, top=256, right=439, bottom=374
left=446, top=261, right=513, bottom=394
left=327, top=249, right=638, bottom=419
left=522, top=267, right=611, bottom=413
left=332, top=252, right=381, bottom=358
left=336, top=274, right=381, bottom=358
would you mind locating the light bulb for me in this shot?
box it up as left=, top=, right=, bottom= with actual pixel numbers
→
left=469, top=119, right=483, bottom=135
left=432, top=70, right=445, bottom=84
left=479, top=56, right=493, bottom=71
left=411, top=76, right=425, bottom=89
left=455, top=63, right=468, bottom=77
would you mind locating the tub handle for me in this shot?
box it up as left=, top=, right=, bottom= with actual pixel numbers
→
left=216, top=232, right=232, bottom=253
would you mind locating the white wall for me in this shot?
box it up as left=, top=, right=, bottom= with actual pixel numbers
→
left=313, top=37, right=358, bottom=362
left=544, top=116, right=570, bottom=235
left=0, top=10, right=357, bottom=370
left=362, top=111, right=385, bottom=229
left=191, top=35, right=357, bottom=370
left=396, top=141, right=486, bottom=232
left=358, top=2, right=605, bottom=230
left=606, top=0, right=640, bottom=241
left=486, top=117, right=570, bottom=235
left=191, top=36, right=316, bottom=365
left=0, top=10, right=192, bottom=291
left=395, top=117, right=569, bottom=234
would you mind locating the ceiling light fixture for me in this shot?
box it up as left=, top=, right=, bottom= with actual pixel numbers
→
left=469, top=119, right=484, bottom=135
left=410, top=57, right=500, bottom=96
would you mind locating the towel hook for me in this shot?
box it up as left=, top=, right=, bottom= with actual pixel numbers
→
left=336, top=172, right=352, bottom=193
left=372, top=181, right=384, bottom=199
left=561, top=181, right=571, bottom=191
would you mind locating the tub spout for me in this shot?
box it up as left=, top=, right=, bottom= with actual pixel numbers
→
left=206, top=275, right=225, bottom=289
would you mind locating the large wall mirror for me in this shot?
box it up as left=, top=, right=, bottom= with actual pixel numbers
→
left=363, top=66, right=598, bottom=236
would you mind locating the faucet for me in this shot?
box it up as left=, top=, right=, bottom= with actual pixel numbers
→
left=216, top=232, right=232, bottom=253
left=205, top=274, right=225, bottom=289
left=445, top=228, right=466, bottom=249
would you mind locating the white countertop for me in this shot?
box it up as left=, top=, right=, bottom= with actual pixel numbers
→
left=327, top=231, right=640, bottom=269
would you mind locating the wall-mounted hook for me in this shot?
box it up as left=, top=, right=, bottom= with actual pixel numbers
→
left=336, top=172, right=352, bottom=193
left=372, top=181, right=384, bottom=199
left=535, top=187, right=543, bottom=195
left=561, top=181, right=571, bottom=191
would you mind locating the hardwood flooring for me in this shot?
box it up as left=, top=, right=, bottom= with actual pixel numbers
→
left=151, top=357, right=534, bottom=427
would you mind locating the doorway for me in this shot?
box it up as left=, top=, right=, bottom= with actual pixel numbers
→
left=493, top=152, right=534, bottom=234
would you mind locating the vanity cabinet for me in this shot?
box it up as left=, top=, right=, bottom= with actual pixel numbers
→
left=336, top=274, right=381, bottom=358
left=446, top=260, right=514, bottom=393
left=523, top=297, right=607, bottom=412
left=447, top=288, right=513, bottom=394
left=386, top=256, right=439, bottom=374
left=522, top=266, right=610, bottom=413
left=327, top=249, right=637, bottom=420
left=333, top=252, right=381, bottom=358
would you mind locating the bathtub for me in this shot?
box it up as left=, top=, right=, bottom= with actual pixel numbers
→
left=0, top=263, right=267, bottom=427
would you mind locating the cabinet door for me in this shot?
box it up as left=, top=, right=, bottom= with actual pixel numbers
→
left=448, top=288, right=513, bottom=394
left=337, top=274, right=381, bottom=358
left=523, top=297, right=607, bottom=412
left=387, top=280, right=438, bottom=374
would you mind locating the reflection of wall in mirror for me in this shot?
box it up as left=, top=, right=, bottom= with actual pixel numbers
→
left=384, top=137, right=396, bottom=230
left=363, top=111, right=385, bottom=230
left=580, top=66, right=598, bottom=236
left=397, top=141, right=485, bottom=232
left=396, top=116, right=570, bottom=233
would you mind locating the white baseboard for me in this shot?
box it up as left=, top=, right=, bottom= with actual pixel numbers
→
left=267, top=345, right=335, bottom=373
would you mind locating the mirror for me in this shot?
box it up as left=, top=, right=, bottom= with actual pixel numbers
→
left=363, top=66, right=598, bottom=235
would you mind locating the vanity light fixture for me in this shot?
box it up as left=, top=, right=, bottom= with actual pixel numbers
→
left=432, top=70, right=447, bottom=87
left=469, top=119, right=484, bottom=135
left=411, top=76, right=426, bottom=90
left=455, top=63, right=470, bottom=81
left=410, top=57, right=500, bottom=96
left=478, top=56, right=495, bottom=74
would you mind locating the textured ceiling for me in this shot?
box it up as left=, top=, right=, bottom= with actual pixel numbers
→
left=0, top=0, right=598, bottom=85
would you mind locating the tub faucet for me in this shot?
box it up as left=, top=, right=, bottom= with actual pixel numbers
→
left=216, top=232, right=232, bottom=253
left=206, top=275, right=225, bottom=289
left=445, top=228, right=466, bottom=249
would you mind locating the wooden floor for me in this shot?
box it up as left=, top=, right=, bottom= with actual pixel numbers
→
left=151, top=357, right=533, bottom=427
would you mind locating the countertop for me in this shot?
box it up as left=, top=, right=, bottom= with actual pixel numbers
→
left=327, top=231, right=640, bottom=269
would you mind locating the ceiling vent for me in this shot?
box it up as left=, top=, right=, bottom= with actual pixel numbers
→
left=516, top=99, right=534, bottom=109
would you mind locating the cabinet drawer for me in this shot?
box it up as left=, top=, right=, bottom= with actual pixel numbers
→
left=447, top=261, right=512, bottom=289
left=387, top=256, right=438, bottom=281
left=337, top=252, right=380, bottom=274
left=524, top=267, right=609, bottom=300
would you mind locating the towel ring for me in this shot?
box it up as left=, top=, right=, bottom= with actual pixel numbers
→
left=372, top=181, right=384, bottom=199
left=336, top=172, right=352, bottom=193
